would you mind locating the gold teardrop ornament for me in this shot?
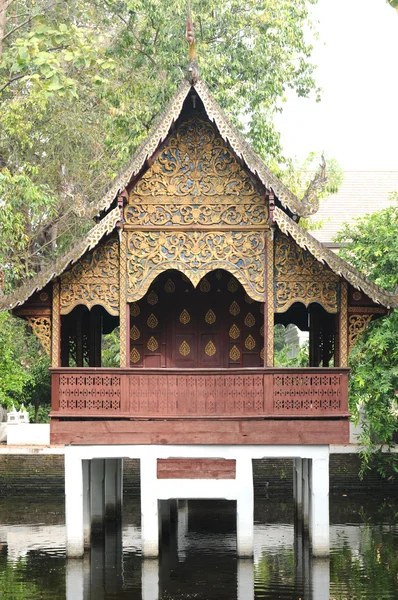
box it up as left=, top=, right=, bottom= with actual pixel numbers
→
left=205, top=309, right=216, bottom=324
left=260, top=325, right=264, bottom=336
left=131, top=303, right=140, bottom=317
left=165, top=278, right=176, bottom=293
left=130, top=325, right=140, bottom=341
left=205, top=340, right=216, bottom=356
left=228, top=277, right=238, bottom=293
left=179, top=309, right=191, bottom=325
left=147, top=290, right=158, bottom=305
left=245, top=335, right=256, bottom=350
left=229, top=345, right=240, bottom=361
left=229, top=301, right=240, bottom=316
left=147, top=313, right=158, bottom=329
left=130, top=347, right=140, bottom=364
left=244, top=312, right=255, bottom=328
left=179, top=340, right=191, bottom=356
left=147, top=336, right=158, bottom=352
left=200, top=278, right=211, bottom=292
left=229, top=324, right=240, bottom=339
left=260, top=348, right=264, bottom=360
left=244, top=294, right=254, bottom=304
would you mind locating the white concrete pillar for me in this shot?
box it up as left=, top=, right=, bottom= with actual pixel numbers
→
left=142, top=559, right=159, bottom=600
left=65, top=449, right=84, bottom=557
left=237, top=559, right=254, bottom=600
left=236, top=457, right=254, bottom=557
left=66, top=559, right=84, bottom=600
left=311, top=558, right=330, bottom=600
left=309, top=455, right=330, bottom=557
left=82, top=460, right=91, bottom=548
left=91, top=459, right=105, bottom=533
left=140, top=456, right=159, bottom=557
left=302, top=458, right=310, bottom=533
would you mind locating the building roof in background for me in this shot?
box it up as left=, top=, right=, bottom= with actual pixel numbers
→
left=310, top=171, right=398, bottom=244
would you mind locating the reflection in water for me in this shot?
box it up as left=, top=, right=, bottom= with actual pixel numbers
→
left=0, top=495, right=397, bottom=599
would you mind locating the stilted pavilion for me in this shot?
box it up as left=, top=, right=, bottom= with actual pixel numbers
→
left=1, top=14, right=396, bottom=560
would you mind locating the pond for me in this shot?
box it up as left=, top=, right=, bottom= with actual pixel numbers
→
left=0, top=492, right=396, bottom=599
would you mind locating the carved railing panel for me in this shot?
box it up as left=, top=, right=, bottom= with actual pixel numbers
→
left=52, top=368, right=349, bottom=418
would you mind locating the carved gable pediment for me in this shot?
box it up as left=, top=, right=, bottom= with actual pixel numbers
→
left=125, top=116, right=268, bottom=227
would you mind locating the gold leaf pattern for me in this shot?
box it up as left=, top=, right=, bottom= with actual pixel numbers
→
left=229, top=301, right=240, bottom=316
left=147, top=313, right=158, bottom=329
left=260, top=324, right=264, bottom=336
left=130, top=325, right=140, bottom=341
left=229, top=345, right=240, bottom=361
left=244, top=312, right=255, bottom=328
left=130, top=347, right=140, bottom=364
left=227, top=277, right=238, bottom=293
left=244, top=294, right=254, bottom=304
left=200, top=278, right=211, bottom=292
left=179, top=309, right=191, bottom=324
left=205, top=309, right=216, bottom=324
left=260, top=348, right=264, bottom=360
left=147, top=290, right=158, bottom=305
left=179, top=340, right=191, bottom=356
left=165, top=278, right=176, bottom=293
left=205, top=340, right=216, bottom=356
left=131, top=302, right=140, bottom=317
left=147, top=336, right=158, bottom=352
left=245, top=335, right=256, bottom=351
left=229, top=324, right=240, bottom=339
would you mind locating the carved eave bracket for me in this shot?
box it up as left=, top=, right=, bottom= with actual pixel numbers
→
left=26, top=316, right=52, bottom=357
left=348, top=313, right=373, bottom=354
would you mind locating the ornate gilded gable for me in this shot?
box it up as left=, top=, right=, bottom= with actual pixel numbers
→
left=274, top=231, right=339, bottom=313
left=60, top=237, right=120, bottom=316
left=125, top=116, right=268, bottom=227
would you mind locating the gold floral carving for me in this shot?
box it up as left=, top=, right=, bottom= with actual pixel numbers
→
left=26, top=317, right=51, bottom=357
left=348, top=314, right=373, bottom=352
left=126, top=117, right=268, bottom=227
left=274, top=207, right=397, bottom=309
left=179, top=309, right=191, bottom=325
left=205, top=340, right=216, bottom=356
left=51, top=281, right=60, bottom=367
left=339, top=281, right=348, bottom=367
left=179, top=340, right=191, bottom=356
left=205, top=309, right=216, bottom=324
left=245, top=335, right=256, bottom=350
left=274, top=231, right=339, bottom=313
left=147, top=313, right=158, bottom=329
left=131, top=347, right=140, bottom=364
left=229, top=324, right=240, bottom=339
left=244, top=313, right=255, bottom=328
left=126, top=230, right=266, bottom=302
left=229, top=345, right=240, bottom=361
left=147, top=336, right=158, bottom=352
left=229, top=301, right=240, bottom=316
left=130, top=325, right=140, bottom=341
left=119, top=231, right=128, bottom=367
left=60, top=238, right=120, bottom=316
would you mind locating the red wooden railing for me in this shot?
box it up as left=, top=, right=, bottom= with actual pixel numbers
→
left=50, top=367, right=349, bottom=419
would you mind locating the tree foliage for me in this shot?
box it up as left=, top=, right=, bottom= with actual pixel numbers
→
left=0, top=0, right=320, bottom=288
left=336, top=200, right=398, bottom=475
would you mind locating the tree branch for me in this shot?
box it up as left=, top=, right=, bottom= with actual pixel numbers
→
left=0, top=73, right=25, bottom=94
left=2, top=16, right=33, bottom=42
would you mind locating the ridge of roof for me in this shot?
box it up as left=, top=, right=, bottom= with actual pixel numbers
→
left=0, top=207, right=121, bottom=312
left=273, top=207, right=397, bottom=309
left=76, top=78, right=326, bottom=220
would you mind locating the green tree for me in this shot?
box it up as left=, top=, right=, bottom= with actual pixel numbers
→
left=335, top=199, right=398, bottom=475
left=0, top=0, right=320, bottom=288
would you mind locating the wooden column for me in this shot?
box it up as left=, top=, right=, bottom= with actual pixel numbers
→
left=89, top=306, right=102, bottom=367
left=119, top=230, right=128, bottom=367
left=264, top=231, right=274, bottom=366
left=339, top=281, right=348, bottom=367
left=76, top=307, right=84, bottom=367
left=51, top=280, right=61, bottom=367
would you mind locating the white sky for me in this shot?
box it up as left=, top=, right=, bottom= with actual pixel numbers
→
left=274, top=0, right=398, bottom=170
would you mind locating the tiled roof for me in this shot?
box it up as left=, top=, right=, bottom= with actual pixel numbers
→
left=310, top=171, right=398, bottom=244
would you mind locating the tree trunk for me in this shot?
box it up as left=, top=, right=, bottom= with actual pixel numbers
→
left=0, top=0, right=7, bottom=58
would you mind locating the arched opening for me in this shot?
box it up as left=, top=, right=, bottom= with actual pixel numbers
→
left=128, top=269, right=264, bottom=368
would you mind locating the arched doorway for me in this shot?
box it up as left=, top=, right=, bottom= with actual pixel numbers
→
left=128, top=270, right=264, bottom=368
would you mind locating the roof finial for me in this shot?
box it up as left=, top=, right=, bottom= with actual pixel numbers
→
left=186, top=1, right=199, bottom=84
